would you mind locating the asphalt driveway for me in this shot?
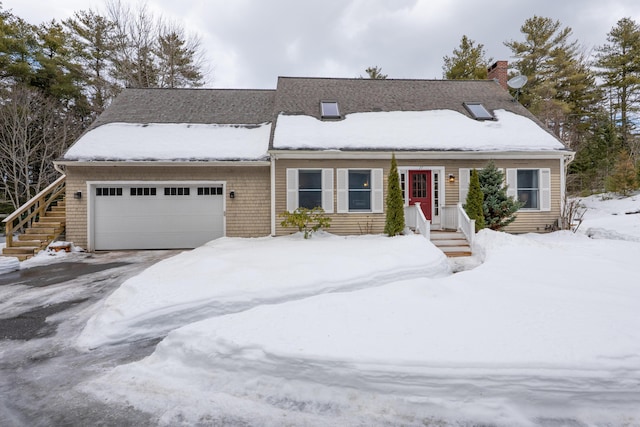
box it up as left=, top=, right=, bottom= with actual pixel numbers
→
left=0, top=250, right=181, bottom=427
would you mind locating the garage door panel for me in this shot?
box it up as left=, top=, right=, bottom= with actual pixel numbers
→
left=93, top=184, right=224, bottom=250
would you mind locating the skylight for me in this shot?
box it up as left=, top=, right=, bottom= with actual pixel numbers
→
left=463, top=102, right=494, bottom=120
left=320, top=101, right=340, bottom=118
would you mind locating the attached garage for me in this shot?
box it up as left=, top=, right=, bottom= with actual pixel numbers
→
left=90, top=182, right=225, bottom=250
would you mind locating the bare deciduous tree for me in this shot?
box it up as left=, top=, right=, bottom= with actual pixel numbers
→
left=0, top=85, right=81, bottom=209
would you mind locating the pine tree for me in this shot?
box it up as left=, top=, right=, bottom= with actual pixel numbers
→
left=478, top=162, right=522, bottom=230
left=594, top=17, right=640, bottom=151
left=384, top=154, right=405, bottom=236
left=64, top=9, right=120, bottom=114
left=155, top=25, right=204, bottom=88
left=465, top=169, right=485, bottom=232
left=364, top=66, right=387, bottom=79
left=607, top=150, right=638, bottom=196
left=442, top=35, right=491, bottom=80
left=505, top=16, right=601, bottom=143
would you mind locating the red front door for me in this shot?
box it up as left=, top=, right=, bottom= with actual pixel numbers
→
left=408, top=170, right=432, bottom=220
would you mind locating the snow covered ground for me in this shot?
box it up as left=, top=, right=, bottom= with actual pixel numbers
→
left=71, top=192, right=640, bottom=425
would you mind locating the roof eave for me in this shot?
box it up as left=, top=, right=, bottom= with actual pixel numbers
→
left=269, top=149, right=573, bottom=160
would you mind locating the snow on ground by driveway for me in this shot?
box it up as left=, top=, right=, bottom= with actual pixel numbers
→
left=77, top=192, right=640, bottom=426
left=77, top=233, right=449, bottom=349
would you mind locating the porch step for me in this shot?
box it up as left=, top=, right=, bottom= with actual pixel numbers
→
left=2, top=177, right=66, bottom=261
left=0, top=253, right=32, bottom=262
left=11, top=240, right=45, bottom=247
left=2, top=247, right=38, bottom=257
left=430, top=230, right=472, bottom=258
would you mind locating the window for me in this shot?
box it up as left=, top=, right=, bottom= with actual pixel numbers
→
left=164, top=187, right=190, bottom=196
left=348, top=170, right=371, bottom=211
left=463, top=102, right=494, bottom=120
left=517, top=170, right=539, bottom=209
left=197, top=187, right=223, bottom=196
left=298, top=170, right=322, bottom=209
left=286, top=169, right=334, bottom=213
left=336, top=169, right=383, bottom=213
left=130, top=187, right=157, bottom=196
left=320, top=101, right=340, bottom=118
left=96, top=187, right=122, bottom=196
left=505, top=168, right=551, bottom=211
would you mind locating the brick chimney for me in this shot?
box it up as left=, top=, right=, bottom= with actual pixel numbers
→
left=487, top=60, right=508, bottom=90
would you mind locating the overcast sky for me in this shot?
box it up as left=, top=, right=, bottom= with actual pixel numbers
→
left=5, top=0, right=640, bottom=89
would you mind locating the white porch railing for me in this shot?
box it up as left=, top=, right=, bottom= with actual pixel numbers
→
left=441, top=206, right=458, bottom=230
left=439, top=203, right=475, bottom=247
left=404, top=203, right=430, bottom=240
left=456, top=203, right=475, bottom=247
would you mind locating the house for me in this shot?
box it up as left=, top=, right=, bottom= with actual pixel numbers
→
left=49, top=62, right=573, bottom=252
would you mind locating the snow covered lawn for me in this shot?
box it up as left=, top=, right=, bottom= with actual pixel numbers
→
left=77, top=193, right=640, bottom=426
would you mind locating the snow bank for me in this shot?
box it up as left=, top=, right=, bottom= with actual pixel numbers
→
left=0, top=252, right=19, bottom=274
left=273, top=109, right=566, bottom=151
left=63, top=122, right=271, bottom=161
left=85, top=230, right=640, bottom=425
left=77, top=233, right=449, bottom=349
left=578, top=192, right=640, bottom=242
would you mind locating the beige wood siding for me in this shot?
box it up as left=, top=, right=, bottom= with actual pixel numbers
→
left=64, top=164, right=271, bottom=249
left=275, top=157, right=563, bottom=236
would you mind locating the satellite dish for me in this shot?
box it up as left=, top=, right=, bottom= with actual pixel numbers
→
left=507, top=75, right=528, bottom=89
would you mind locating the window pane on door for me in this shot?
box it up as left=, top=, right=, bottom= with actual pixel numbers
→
left=412, top=173, right=427, bottom=198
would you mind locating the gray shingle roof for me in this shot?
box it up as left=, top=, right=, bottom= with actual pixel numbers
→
left=91, top=88, right=275, bottom=129
left=274, top=77, right=537, bottom=120
left=75, top=77, right=565, bottom=159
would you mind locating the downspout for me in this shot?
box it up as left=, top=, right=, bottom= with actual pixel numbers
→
left=270, top=154, right=276, bottom=236
left=53, top=161, right=65, bottom=176
left=560, top=152, right=576, bottom=222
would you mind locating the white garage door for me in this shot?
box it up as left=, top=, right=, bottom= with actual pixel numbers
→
left=92, top=183, right=224, bottom=250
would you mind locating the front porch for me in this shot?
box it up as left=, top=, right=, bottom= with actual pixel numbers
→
left=405, top=203, right=474, bottom=257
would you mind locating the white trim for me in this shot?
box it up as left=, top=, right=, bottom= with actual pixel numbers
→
left=322, top=168, right=334, bottom=213
left=270, top=150, right=570, bottom=161
left=87, top=180, right=226, bottom=252
left=270, top=156, right=276, bottom=236
left=397, top=165, right=445, bottom=226
left=459, top=168, right=471, bottom=205
left=56, top=160, right=270, bottom=167
left=286, top=169, right=299, bottom=212
left=540, top=168, right=551, bottom=211
left=336, top=169, right=348, bottom=213
left=372, top=168, right=384, bottom=213
left=506, top=169, right=517, bottom=200
left=560, top=156, right=566, bottom=214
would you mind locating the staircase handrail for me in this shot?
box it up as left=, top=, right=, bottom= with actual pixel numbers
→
left=413, top=202, right=431, bottom=241
left=456, top=203, right=475, bottom=248
left=3, top=175, right=66, bottom=248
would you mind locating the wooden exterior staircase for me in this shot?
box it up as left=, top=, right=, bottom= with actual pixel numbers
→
left=2, top=176, right=66, bottom=261
left=430, top=230, right=473, bottom=257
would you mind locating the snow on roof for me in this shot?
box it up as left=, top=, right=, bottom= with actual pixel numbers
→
left=63, top=122, right=271, bottom=161
left=273, top=109, right=566, bottom=151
